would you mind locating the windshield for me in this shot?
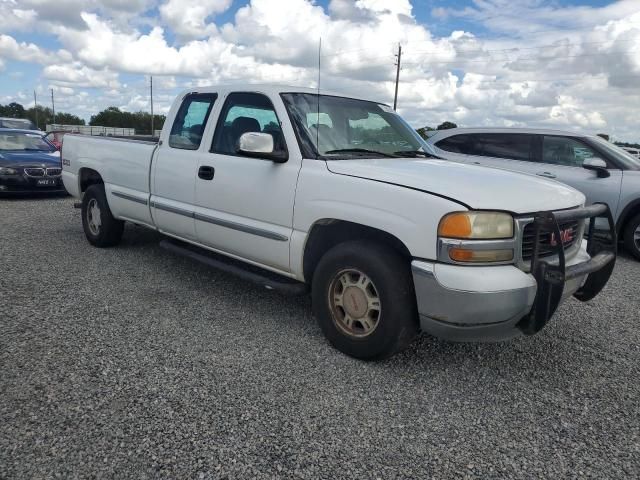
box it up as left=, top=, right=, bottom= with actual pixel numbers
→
left=0, top=118, right=37, bottom=130
left=281, top=93, right=425, bottom=159
left=588, top=136, right=640, bottom=170
left=0, top=132, right=56, bottom=152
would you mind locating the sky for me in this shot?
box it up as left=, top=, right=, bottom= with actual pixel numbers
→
left=0, top=0, right=639, bottom=141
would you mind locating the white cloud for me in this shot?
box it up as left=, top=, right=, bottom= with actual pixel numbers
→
left=159, top=0, right=232, bottom=39
left=1, top=0, right=640, bottom=140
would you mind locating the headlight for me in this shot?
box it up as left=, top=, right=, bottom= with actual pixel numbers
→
left=438, top=211, right=515, bottom=263
left=0, top=167, right=18, bottom=175
left=438, top=211, right=514, bottom=239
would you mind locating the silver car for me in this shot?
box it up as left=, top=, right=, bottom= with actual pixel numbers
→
left=426, top=128, right=640, bottom=259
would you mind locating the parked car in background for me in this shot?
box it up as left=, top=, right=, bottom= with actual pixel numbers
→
left=427, top=128, right=640, bottom=260
left=0, top=117, right=38, bottom=130
left=622, top=147, right=640, bottom=159
left=45, top=131, right=67, bottom=150
left=0, top=129, right=65, bottom=194
left=61, top=85, right=616, bottom=359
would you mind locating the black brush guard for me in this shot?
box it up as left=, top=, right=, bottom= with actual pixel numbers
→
left=518, top=203, right=617, bottom=335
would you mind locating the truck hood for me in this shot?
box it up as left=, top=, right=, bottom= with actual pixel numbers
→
left=326, top=158, right=585, bottom=214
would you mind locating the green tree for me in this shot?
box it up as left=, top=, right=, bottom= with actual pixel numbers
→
left=437, top=121, right=457, bottom=130
left=0, top=102, right=26, bottom=118
left=416, top=126, right=435, bottom=139
left=0, top=102, right=86, bottom=130
left=90, top=107, right=165, bottom=134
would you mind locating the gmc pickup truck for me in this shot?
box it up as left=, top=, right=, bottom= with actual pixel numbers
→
left=62, top=85, right=617, bottom=360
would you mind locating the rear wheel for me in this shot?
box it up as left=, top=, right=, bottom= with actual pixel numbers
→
left=623, top=213, right=640, bottom=261
left=81, top=184, right=124, bottom=247
left=312, top=241, right=419, bottom=360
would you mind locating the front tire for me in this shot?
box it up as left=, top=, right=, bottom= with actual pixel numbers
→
left=623, top=213, right=640, bottom=261
left=312, top=241, right=419, bottom=360
left=81, top=184, right=124, bottom=247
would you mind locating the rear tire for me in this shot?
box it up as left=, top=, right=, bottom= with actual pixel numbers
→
left=623, top=213, right=640, bottom=261
left=311, top=240, right=419, bottom=360
left=81, top=184, right=124, bottom=247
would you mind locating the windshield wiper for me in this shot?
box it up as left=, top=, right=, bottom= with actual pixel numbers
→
left=394, top=150, right=441, bottom=159
left=324, top=148, right=398, bottom=158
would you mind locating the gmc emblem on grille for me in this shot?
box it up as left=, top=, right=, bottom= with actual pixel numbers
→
left=550, top=228, right=573, bottom=247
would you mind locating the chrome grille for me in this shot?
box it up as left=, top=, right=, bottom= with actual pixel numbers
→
left=46, top=167, right=62, bottom=176
left=24, top=167, right=45, bottom=177
left=521, top=220, right=580, bottom=261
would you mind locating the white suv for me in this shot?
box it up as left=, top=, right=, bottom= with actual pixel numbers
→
left=427, top=128, right=640, bottom=259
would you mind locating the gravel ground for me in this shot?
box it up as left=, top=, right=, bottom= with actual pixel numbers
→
left=1, top=196, right=639, bottom=479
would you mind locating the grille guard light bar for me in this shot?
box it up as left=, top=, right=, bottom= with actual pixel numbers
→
left=518, top=203, right=617, bottom=336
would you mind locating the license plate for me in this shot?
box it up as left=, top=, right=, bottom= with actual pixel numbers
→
left=36, top=179, right=57, bottom=186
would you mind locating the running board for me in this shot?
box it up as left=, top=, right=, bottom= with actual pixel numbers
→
left=159, top=239, right=308, bottom=295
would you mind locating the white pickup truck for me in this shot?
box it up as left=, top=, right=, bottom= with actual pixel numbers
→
left=62, top=85, right=617, bottom=359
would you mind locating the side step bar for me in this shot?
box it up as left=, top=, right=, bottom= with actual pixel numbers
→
left=159, top=239, right=308, bottom=295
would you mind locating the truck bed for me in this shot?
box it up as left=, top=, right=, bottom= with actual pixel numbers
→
left=61, top=134, right=158, bottom=227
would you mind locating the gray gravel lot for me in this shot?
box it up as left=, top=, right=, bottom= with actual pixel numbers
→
left=1, top=196, right=639, bottom=479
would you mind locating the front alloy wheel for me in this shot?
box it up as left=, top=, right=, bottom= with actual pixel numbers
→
left=329, top=269, right=381, bottom=338
left=312, top=240, right=419, bottom=360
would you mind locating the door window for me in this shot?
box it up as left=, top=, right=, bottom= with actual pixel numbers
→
left=212, top=92, right=286, bottom=157
left=169, top=93, right=217, bottom=150
left=435, top=134, right=476, bottom=154
left=542, top=136, right=597, bottom=167
left=473, top=133, right=534, bottom=161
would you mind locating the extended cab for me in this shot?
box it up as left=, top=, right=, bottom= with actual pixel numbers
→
left=62, top=86, right=616, bottom=359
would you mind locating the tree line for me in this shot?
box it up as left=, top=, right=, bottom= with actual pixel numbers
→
left=89, top=107, right=165, bottom=134
left=0, top=102, right=85, bottom=130
left=416, top=121, right=457, bottom=139
left=0, top=102, right=165, bottom=134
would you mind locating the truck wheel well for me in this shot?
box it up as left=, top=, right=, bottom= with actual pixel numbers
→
left=79, top=168, right=103, bottom=193
left=303, top=220, right=412, bottom=283
left=617, top=200, right=640, bottom=237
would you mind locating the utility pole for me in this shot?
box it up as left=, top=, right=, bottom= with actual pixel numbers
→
left=51, top=88, right=56, bottom=126
left=150, top=76, right=154, bottom=136
left=34, top=91, right=39, bottom=130
left=393, top=44, right=402, bottom=111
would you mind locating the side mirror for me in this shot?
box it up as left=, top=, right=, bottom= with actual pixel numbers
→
left=237, top=132, right=287, bottom=163
left=583, top=157, right=610, bottom=178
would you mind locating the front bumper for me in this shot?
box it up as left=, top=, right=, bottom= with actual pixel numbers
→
left=0, top=173, right=66, bottom=194
left=413, top=203, right=617, bottom=342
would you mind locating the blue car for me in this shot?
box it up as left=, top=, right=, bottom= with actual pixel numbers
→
left=0, top=128, right=66, bottom=195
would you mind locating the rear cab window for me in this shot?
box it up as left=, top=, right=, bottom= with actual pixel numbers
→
left=169, top=93, right=217, bottom=150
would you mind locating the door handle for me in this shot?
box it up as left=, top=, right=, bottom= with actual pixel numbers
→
left=198, top=166, right=215, bottom=180
left=536, top=171, right=557, bottom=179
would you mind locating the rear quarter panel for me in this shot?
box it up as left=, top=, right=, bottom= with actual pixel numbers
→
left=61, top=135, right=157, bottom=225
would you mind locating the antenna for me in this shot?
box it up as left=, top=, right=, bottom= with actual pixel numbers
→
left=316, top=37, right=321, bottom=159
left=393, top=44, right=402, bottom=111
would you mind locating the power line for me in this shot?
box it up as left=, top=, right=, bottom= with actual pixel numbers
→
left=401, top=48, right=640, bottom=67
left=403, top=37, right=639, bottom=59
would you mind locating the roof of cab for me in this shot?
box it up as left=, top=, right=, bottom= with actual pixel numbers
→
left=427, top=127, right=593, bottom=140
left=175, top=84, right=385, bottom=105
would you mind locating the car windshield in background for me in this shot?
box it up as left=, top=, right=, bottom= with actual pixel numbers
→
left=281, top=93, right=424, bottom=159
left=0, top=118, right=37, bottom=130
left=0, top=132, right=56, bottom=152
left=588, top=135, right=640, bottom=170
